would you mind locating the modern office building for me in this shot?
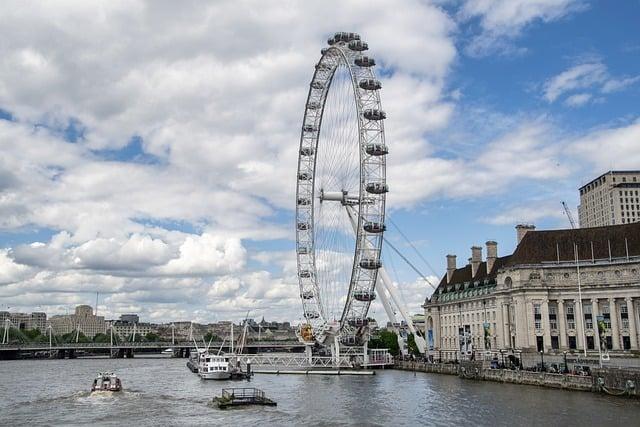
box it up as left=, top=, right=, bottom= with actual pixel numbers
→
left=423, top=222, right=640, bottom=359
left=578, top=170, right=640, bottom=228
left=49, top=305, right=107, bottom=338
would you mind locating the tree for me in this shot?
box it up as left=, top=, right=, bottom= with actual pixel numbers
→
left=93, top=333, right=110, bottom=343
left=407, top=333, right=421, bottom=357
left=203, top=332, right=220, bottom=343
left=145, top=332, right=160, bottom=342
left=368, top=330, right=400, bottom=356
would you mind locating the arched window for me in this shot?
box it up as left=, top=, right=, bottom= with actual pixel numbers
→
left=504, top=276, right=512, bottom=289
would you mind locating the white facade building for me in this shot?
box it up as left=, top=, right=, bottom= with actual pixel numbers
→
left=424, top=222, right=640, bottom=360
left=49, top=305, right=107, bottom=338
left=578, top=170, right=640, bottom=228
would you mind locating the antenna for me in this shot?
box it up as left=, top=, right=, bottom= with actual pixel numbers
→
left=561, top=201, right=577, bottom=229
left=95, top=292, right=99, bottom=316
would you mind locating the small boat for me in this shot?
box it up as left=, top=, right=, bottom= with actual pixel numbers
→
left=199, top=353, right=232, bottom=380
left=91, top=372, right=122, bottom=393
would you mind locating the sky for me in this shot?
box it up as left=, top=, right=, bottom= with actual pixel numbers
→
left=1, top=0, right=639, bottom=324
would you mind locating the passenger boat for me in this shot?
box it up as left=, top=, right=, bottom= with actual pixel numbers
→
left=199, top=353, right=232, bottom=380
left=91, top=372, right=122, bottom=393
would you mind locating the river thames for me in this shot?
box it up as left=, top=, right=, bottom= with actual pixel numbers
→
left=1, top=357, right=639, bottom=426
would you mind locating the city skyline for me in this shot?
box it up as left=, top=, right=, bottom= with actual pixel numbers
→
left=1, top=1, right=640, bottom=324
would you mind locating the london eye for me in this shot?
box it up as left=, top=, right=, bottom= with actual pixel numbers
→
left=296, top=32, right=388, bottom=348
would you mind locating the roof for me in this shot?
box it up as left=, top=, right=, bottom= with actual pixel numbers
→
left=436, top=254, right=511, bottom=289
left=506, top=221, right=640, bottom=266
left=579, top=170, right=640, bottom=191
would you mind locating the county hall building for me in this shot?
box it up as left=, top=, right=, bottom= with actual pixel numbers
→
left=423, top=222, right=640, bottom=360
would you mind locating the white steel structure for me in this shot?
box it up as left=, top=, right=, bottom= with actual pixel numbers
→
left=296, top=32, right=426, bottom=355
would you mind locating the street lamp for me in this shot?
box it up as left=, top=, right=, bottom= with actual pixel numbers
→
left=539, top=350, right=545, bottom=372
left=500, top=349, right=505, bottom=368
left=563, top=350, right=568, bottom=374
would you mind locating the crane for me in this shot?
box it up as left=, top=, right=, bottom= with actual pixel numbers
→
left=561, top=201, right=577, bottom=229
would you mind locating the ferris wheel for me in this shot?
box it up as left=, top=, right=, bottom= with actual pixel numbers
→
left=296, top=32, right=388, bottom=347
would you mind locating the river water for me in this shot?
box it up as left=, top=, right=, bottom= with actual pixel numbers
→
left=1, top=357, right=638, bottom=426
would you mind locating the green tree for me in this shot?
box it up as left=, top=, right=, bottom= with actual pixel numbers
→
left=203, top=332, right=219, bottom=343
left=368, top=330, right=400, bottom=356
left=145, top=332, right=160, bottom=342
left=93, top=333, right=110, bottom=343
left=407, top=333, right=421, bottom=357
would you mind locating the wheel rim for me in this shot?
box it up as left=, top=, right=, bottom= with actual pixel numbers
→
left=296, top=32, right=387, bottom=345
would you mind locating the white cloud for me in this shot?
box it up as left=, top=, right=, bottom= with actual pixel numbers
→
left=542, top=61, right=640, bottom=106
left=484, top=204, right=566, bottom=226
left=564, top=93, right=592, bottom=107
left=543, top=62, right=606, bottom=102
left=0, top=250, right=33, bottom=285
left=460, top=0, right=586, bottom=56
left=601, top=76, right=640, bottom=94
left=569, top=119, right=640, bottom=170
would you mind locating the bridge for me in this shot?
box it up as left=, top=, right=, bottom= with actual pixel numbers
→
left=0, top=340, right=306, bottom=359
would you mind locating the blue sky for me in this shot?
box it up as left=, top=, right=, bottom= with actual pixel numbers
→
left=0, top=0, right=639, bottom=323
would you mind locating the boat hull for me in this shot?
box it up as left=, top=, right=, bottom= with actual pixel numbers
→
left=199, top=371, right=231, bottom=380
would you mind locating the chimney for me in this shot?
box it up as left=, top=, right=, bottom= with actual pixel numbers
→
left=446, top=254, right=456, bottom=283
left=486, top=241, right=498, bottom=273
left=471, top=246, right=482, bottom=277
left=516, top=224, right=536, bottom=245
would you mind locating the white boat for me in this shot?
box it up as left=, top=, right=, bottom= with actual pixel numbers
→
left=198, top=353, right=231, bottom=380
left=91, top=372, right=122, bottom=393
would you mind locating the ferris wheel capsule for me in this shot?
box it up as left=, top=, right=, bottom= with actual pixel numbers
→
left=363, top=109, right=386, bottom=121
left=359, top=79, right=381, bottom=90
left=354, top=56, right=375, bottom=67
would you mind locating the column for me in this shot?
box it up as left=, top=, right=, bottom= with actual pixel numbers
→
left=626, top=297, right=638, bottom=350
left=541, top=299, right=552, bottom=351
left=609, top=298, right=620, bottom=350
left=557, top=299, right=567, bottom=349
left=495, top=300, right=504, bottom=349
left=592, top=298, right=600, bottom=350
left=525, top=300, right=535, bottom=348
left=575, top=298, right=585, bottom=351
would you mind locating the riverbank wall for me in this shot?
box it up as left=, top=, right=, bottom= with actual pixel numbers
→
left=394, top=360, right=638, bottom=398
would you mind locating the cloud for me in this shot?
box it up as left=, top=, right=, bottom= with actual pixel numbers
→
left=601, top=76, right=640, bottom=94
left=569, top=119, right=640, bottom=170
left=543, top=62, right=607, bottom=102
left=542, top=61, right=640, bottom=106
left=564, top=93, right=592, bottom=107
left=459, top=0, right=587, bottom=56
left=483, top=204, right=566, bottom=225
left=157, top=233, right=246, bottom=276
left=0, top=250, right=33, bottom=285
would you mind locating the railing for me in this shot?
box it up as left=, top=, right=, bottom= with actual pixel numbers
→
left=0, top=340, right=304, bottom=350
left=221, top=388, right=264, bottom=400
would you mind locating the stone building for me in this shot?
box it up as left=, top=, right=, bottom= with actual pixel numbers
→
left=423, top=222, right=640, bottom=360
left=0, top=311, right=47, bottom=331
left=49, top=305, right=107, bottom=338
left=578, top=170, right=640, bottom=227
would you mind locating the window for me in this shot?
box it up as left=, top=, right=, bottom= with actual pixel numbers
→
left=584, top=303, right=593, bottom=330
left=602, top=303, right=611, bottom=329
left=551, top=336, right=559, bottom=350
left=566, top=303, right=576, bottom=329
left=534, top=304, right=542, bottom=329
left=587, top=335, right=595, bottom=350
left=569, top=336, right=577, bottom=349
left=549, top=305, right=558, bottom=330
left=620, top=303, right=629, bottom=329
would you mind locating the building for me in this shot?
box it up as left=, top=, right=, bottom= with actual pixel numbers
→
left=120, top=314, right=140, bottom=324
left=49, top=305, right=107, bottom=338
left=0, top=311, right=47, bottom=331
left=109, top=320, right=156, bottom=340
left=578, top=170, right=640, bottom=228
left=423, top=222, right=640, bottom=360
